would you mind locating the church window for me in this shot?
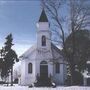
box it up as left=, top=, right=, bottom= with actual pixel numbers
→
left=42, top=35, right=46, bottom=46
left=55, top=62, right=60, bottom=73
left=28, top=63, right=32, bottom=73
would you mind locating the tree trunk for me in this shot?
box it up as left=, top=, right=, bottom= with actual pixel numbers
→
left=70, top=65, right=75, bottom=85
left=11, top=66, right=13, bottom=86
left=69, top=55, right=75, bottom=85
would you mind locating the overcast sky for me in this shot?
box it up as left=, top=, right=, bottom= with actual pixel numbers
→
left=0, top=0, right=41, bottom=56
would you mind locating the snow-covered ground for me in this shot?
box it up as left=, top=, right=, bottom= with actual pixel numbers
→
left=0, top=84, right=90, bottom=90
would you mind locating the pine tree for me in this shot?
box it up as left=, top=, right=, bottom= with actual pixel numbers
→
left=0, top=34, right=19, bottom=86
left=0, top=47, right=8, bottom=82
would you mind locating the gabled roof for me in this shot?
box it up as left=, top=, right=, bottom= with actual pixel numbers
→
left=39, top=9, right=48, bottom=22
left=51, top=43, right=62, bottom=54
left=19, top=43, right=65, bottom=62
left=19, top=44, right=36, bottom=60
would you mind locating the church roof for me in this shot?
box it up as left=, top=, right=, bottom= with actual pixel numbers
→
left=39, top=9, right=48, bottom=22
left=51, top=43, right=62, bottom=54
left=19, top=44, right=36, bottom=60
left=19, top=43, right=63, bottom=62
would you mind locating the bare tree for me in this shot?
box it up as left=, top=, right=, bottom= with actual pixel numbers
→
left=41, top=0, right=66, bottom=47
left=41, top=0, right=90, bottom=85
left=69, top=0, right=90, bottom=32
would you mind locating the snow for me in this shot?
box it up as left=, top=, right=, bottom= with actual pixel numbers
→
left=0, top=85, right=90, bottom=90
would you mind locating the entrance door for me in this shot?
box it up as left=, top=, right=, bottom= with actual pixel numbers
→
left=40, top=61, right=48, bottom=79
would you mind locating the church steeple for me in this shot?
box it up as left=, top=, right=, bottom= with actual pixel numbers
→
left=39, top=9, right=48, bottom=22
left=37, top=9, right=51, bottom=50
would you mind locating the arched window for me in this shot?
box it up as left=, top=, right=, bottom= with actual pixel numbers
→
left=28, top=63, right=32, bottom=73
left=55, top=62, right=60, bottom=73
left=42, top=35, right=46, bottom=46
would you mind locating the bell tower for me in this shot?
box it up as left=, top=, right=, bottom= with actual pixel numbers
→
left=36, top=9, right=51, bottom=50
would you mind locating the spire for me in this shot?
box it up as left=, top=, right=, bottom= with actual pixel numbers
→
left=39, top=9, right=48, bottom=22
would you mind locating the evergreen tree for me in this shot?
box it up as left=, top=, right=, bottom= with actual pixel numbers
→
left=65, top=30, right=90, bottom=72
left=64, top=30, right=90, bottom=85
left=0, top=34, right=19, bottom=86
left=0, top=47, right=8, bottom=82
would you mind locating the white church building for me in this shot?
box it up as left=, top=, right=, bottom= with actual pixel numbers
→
left=18, top=9, right=67, bottom=86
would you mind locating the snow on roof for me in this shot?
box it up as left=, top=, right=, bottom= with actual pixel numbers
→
left=19, top=43, right=64, bottom=62
left=51, top=43, right=62, bottom=54
left=19, top=44, right=36, bottom=60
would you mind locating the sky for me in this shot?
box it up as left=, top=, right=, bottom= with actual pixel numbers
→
left=1, top=0, right=89, bottom=57
left=0, top=0, right=41, bottom=56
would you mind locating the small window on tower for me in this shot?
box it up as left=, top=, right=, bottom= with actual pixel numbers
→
left=42, top=35, right=46, bottom=46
